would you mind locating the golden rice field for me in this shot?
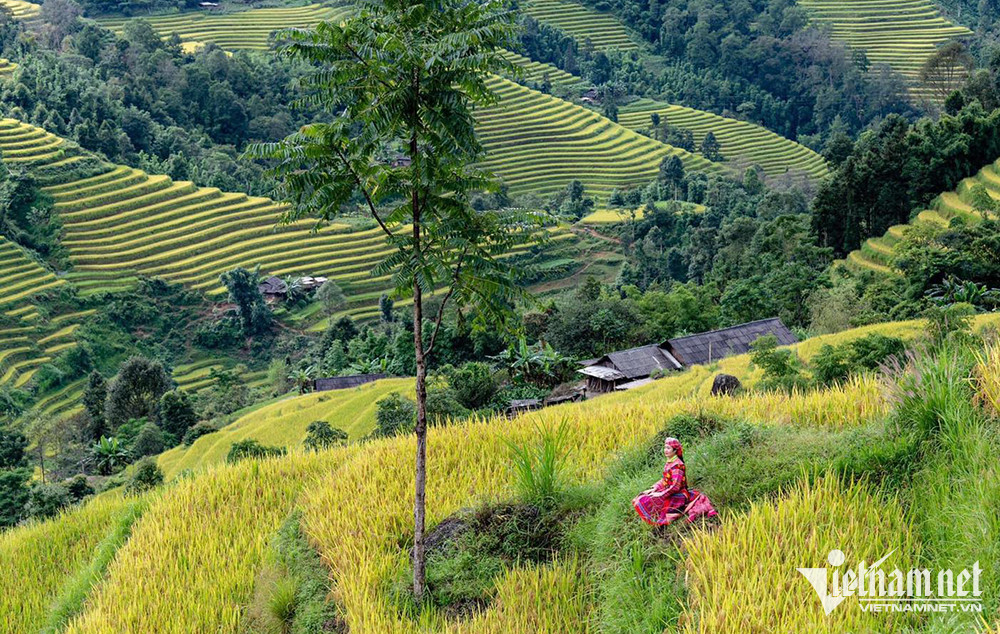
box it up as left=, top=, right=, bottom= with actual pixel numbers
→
left=0, top=0, right=40, bottom=22
left=157, top=377, right=412, bottom=479
left=477, top=76, right=722, bottom=205
left=96, top=4, right=353, bottom=51
left=682, top=476, right=919, bottom=633
left=3, top=316, right=1000, bottom=633
left=842, top=156, right=1000, bottom=276
left=798, top=0, right=971, bottom=100
left=0, top=118, right=575, bottom=318
left=521, top=0, right=639, bottom=51
left=0, top=494, right=129, bottom=634
left=0, top=239, right=86, bottom=390
left=618, top=98, right=829, bottom=181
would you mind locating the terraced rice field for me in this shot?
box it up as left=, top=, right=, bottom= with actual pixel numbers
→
left=500, top=50, right=582, bottom=90
left=0, top=59, right=17, bottom=79
left=96, top=4, right=353, bottom=50
left=521, top=0, right=639, bottom=51
left=478, top=77, right=721, bottom=204
left=619, top=99, right=829, bottom=181
left=798, top=0, right=972, bottom=100
left=841, top=158, right=1000, bottom=276
left=0, top=0, right=40, bottom=22
left=0, top=239, right=83, bottom=390
left=0, top=118, right=574, bottom=318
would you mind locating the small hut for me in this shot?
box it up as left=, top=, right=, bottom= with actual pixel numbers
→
left=258, top=276, right=288, bottom=303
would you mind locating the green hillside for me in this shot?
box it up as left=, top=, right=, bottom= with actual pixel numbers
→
left=841, top=156, right=999, bottom=275
left=96, top=4, right=353, bottom=50
left=618, top=98, right=829, bottom=181
left=520, top=0, right=639, bottom=51
left=157, top=377, right=411, bottom=479
left=477, top=76, right=722, bottom=204
left=798, top=0, right=972, bottom=100
left=0, top=118, right=574, bottom=317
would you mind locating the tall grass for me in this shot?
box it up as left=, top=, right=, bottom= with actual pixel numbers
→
left=64, top=450, right=354, bottom=634
left=901, top=343, right=1000, bottom=631
left=505, top=421, right=570, bottom=507
left=682, top=476, right=918, bottom=633
left=41, top=498, right=148, bottom=634
left=0, top=495, right=129, bottom=634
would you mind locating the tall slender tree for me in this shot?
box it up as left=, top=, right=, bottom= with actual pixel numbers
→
left=247, top=0, right=541, bottom=598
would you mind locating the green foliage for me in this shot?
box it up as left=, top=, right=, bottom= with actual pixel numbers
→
left=0, top=469, right=30, bottom=528
left=373, top=393, right=416, bottom=438
left=66, top=475, right=94, bottom=502
left=315, top=281, right=347, bottom=316
left=505, top=421, right=569, bottom=508
left=159, top=390, right=197, bottom=440
left=220, top=267, right=273, bottom=339
left=226, top=439, right=287, bottom=464
left=130, top=423, right=166, bottom=459
left=449, top=362, right=498, bottom=410
left=302, top=421, right=348, bottom=452
left=811, top=334, right=905, bottom=386
left=90, top=436, right=130, bottom=476
left=749, top=334, right=807, bottom=392
left=82, top=371, right=108, bottom=443
left=124, top=458, right=163, bottom=495
left=104, top=356, right=172, bottom=431
left=24, top=482, right=71, bottom=521
left=182, top=421, right=218, bottom=446
left=813, top=108, right=1000, bottom=256
left=922, top=303, right=976, bottom=348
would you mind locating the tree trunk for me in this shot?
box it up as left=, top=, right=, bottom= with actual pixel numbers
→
left=410, top=118, right=428, bottom=600
left=412, top=268, right=428, bottom=600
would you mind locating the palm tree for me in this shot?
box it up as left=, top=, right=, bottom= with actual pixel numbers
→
left=91, top=436, right=129, bottom=475
left=288, top=366, right=315, bottom=395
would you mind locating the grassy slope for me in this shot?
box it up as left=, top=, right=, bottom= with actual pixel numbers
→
left=618, top=98, right=829, bottom=181
left=841, top=156, right=1000, bottom=276
left=521, top=0, right=639, bottom=51
left=798, top=0, right=971, bottom=100
left=157, top=377, right=412, bottom=479
left=3, top=314, right=1000, bottom=633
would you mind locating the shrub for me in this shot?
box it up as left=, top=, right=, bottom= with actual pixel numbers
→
left=130, top=423, right=166, bottom=459
left=104, top=356, right=172, bottom=430
left=810, top=344, right=852, bottom=386
left=373, top=392, right=416, bottom=438
left=267, top=577, right=299, bottom=631
left=302, top=421, right=348, bottom=452
left=749, top=334, right=808, bottom=392
left=226, top=440, right=287, bottom=464
left=426, top=387, right=471, bottom=425
left=848, top=333, right=905, bottom=370
left=25, top=482, right=70, bottom=520
left=159, top=391, right=197, bottom=439
left=125, top=458, right=164, bottom=495
left=450, top=362, right=498, bottom=410
left=182, top=421, right=218, bottom=446
left=66, top=475, right=94, bottom=502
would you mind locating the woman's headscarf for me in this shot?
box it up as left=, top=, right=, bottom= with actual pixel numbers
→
left=664, top=436, right=683, bottom=459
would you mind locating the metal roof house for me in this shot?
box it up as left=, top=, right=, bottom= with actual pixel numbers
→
left=578, top=343, right=682, bottom=394
left=661, top=318, right=798, bottom=366
left=578, top=318, right=797, bottom=394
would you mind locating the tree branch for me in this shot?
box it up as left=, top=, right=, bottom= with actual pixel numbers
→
left=424, top=246, right=467, bottom=358
left=333, top=145, right=395, bottom=240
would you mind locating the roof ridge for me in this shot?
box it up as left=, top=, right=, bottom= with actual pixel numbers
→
left=666, top=317, right=783, bottom=342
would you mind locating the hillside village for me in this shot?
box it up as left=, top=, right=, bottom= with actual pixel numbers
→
left=0, top=0, right=999, bottom=632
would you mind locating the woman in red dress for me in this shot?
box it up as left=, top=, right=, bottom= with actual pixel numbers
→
left=632, top=437, right=717, bottom=526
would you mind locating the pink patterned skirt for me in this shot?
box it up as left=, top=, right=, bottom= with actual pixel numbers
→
left=633, top=489, right=717, bottom=526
